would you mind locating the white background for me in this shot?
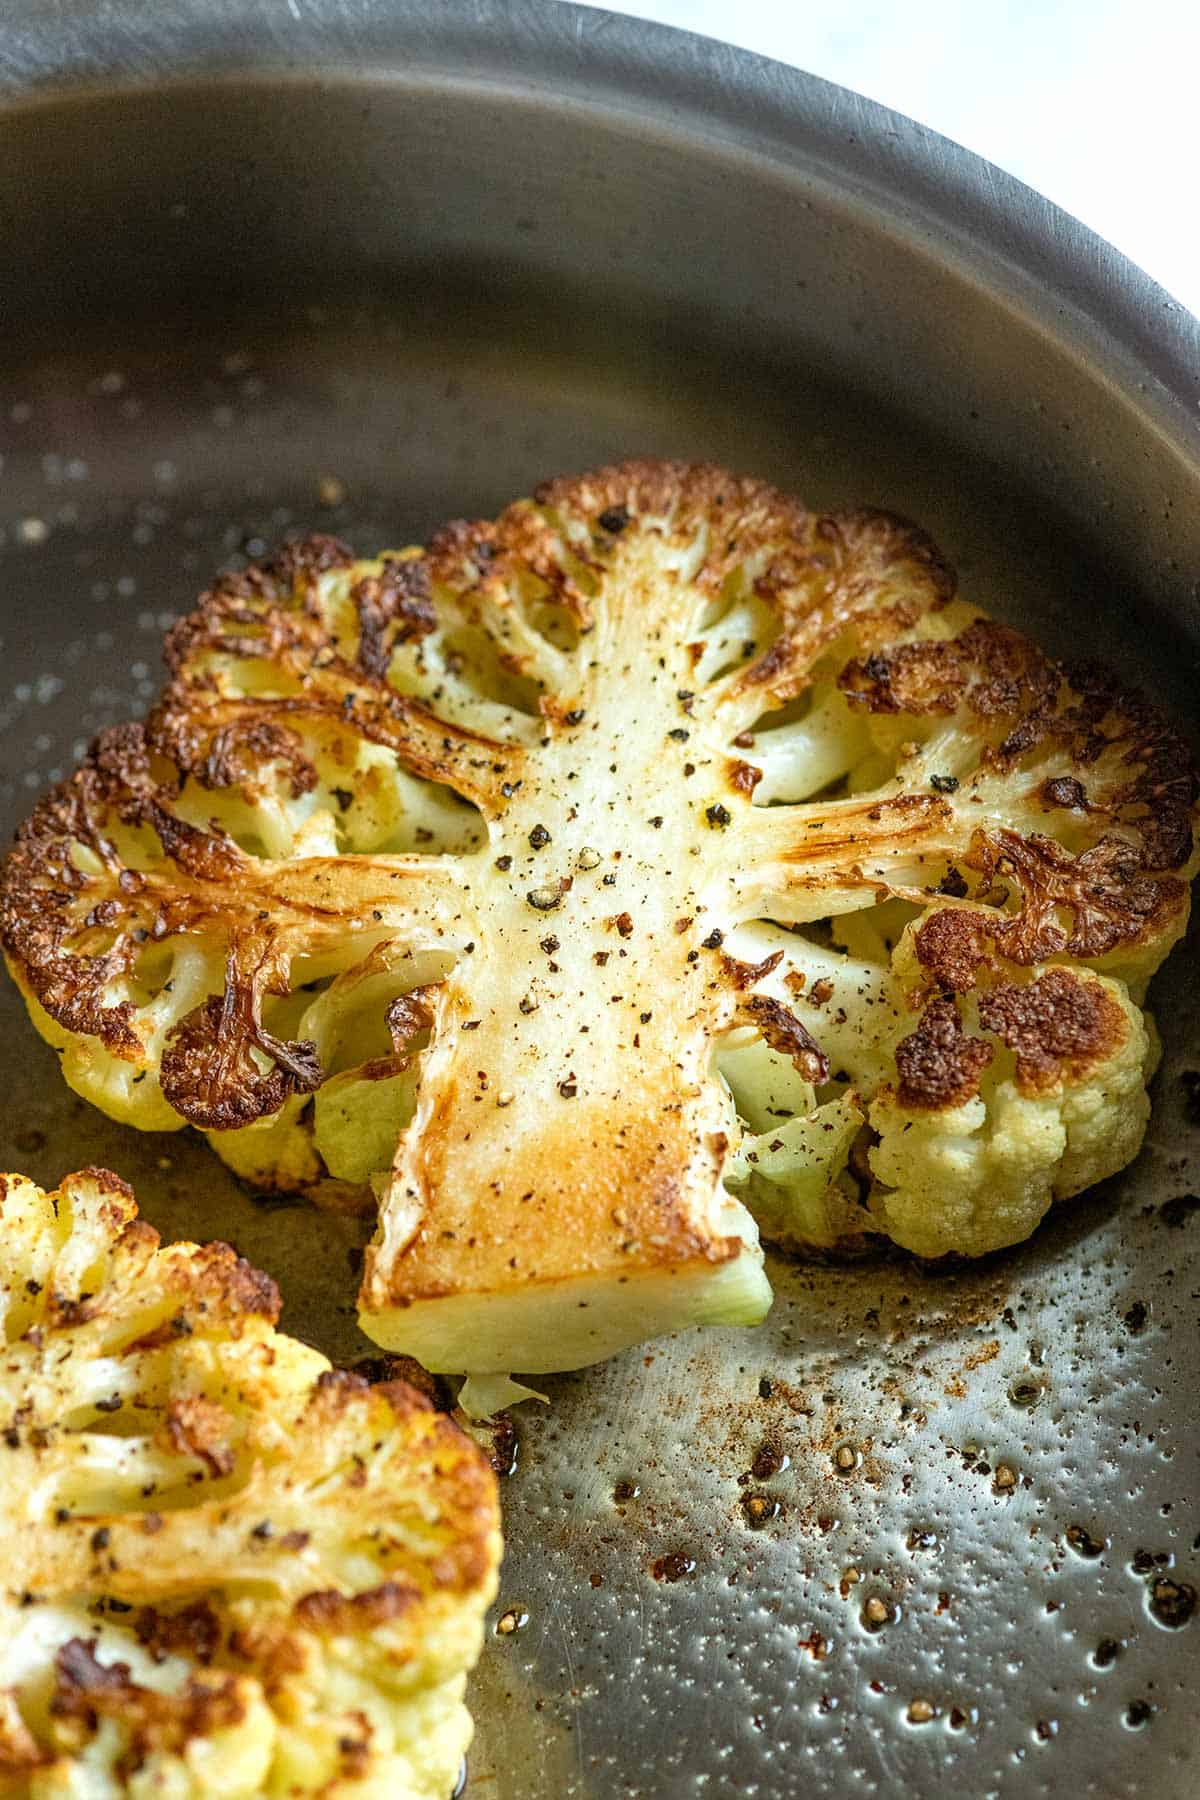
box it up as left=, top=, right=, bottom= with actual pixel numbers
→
left=572, top=0, right=1200, bottom=318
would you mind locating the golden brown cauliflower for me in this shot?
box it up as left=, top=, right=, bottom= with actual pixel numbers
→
left=1, top=462, right=1195, bottom=1375
left=0, top=1168, right=500, bottom=1796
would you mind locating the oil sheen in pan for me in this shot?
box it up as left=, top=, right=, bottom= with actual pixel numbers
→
left=1, top=286, right=1196, bottom=1798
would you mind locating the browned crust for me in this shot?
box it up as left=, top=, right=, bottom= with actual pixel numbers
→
left=966, top=828, right=1185, bottom=962
left=740, top=993, right=829, bottom=1084
left=894, top=997, right=994, bottom=1110
left=134, top=1601, right=223, bottom=1667
left=913, top=823, right=1188, bottom=988
left=912, top=907, right=992, bottom=993
left=976, top=967, right=1127, bottom=1095
left=159, top=960, right=323, bottom=1131
left=839, top=620, right=1195, bottom=881
left=839, top=619, right=1054, bottom=718
left=351, top=559, right=436, bottom=680
left=293, top=1579, right=420, bottom=1635
left=50, top=1639, right=247, bottom=1775
left=160, top=1396, right=237, bottom=1479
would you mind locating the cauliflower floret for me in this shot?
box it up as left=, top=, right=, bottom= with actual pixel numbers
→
left=867, top=957, right=1154, bottom=1257
left=724, top=914, right=1159, bottom=1258
left=1, top=462, right=1195, bottom=1375
left=0, top=1168, right=500, bottom=1797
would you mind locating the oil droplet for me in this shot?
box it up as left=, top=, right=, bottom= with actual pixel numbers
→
left=613, top=1480, right=640, bottom=1504
left=741, top=1493, right=783, bottom=1529
left=1092, top=1637, right=1123, bottom=1668
left=1065, top=1524, right=1107, bottom=1558
left=907, top=1698, right=937, bottom=1725
left=833, top=1441, right=860, bottom=1475
left=1034, top=1718, right=1058, bottom=1742
left=1124, top=1699, right=1155, bottom=1729
left=861, top=1595, right=897, bottom=1633
left=495, top=1607, right=529, bottom=1636
left=1148, top=1576, right=1196, bottom=1628
left=1122, top=1300, right=1149, bottom=1334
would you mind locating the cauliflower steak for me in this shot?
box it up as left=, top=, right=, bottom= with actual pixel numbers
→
left=1, top=462, right=1195, bottom=1373
left=0, top=1167, right=500, bottom=1797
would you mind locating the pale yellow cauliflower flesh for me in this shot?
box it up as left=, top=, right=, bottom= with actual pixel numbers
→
left=1, top=461, right=1195, bottom=1375
left=0, top=1168, right=500, bottom=1796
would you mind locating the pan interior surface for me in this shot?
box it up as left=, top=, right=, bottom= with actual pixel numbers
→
left=1, top=45, right=1198, bottom=1800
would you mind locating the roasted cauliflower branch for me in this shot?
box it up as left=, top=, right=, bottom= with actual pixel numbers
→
left=2, top=463, right=1196, bottom=1376
left=0, top=1167, right=500, bottom=1796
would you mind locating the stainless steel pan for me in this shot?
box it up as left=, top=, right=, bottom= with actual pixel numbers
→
left=1, top=4, right=1198, bottom=1794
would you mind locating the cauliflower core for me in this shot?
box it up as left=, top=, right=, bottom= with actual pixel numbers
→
left=1, top=462, right=1196, bottom=1374
left=0, top=1167, right=500, bottom=1797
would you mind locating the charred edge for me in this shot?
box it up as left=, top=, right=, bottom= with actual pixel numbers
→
left=135, top=1601, right=222, bottom=1667
left=51, top=1638, right=247, bottom=1765
left=913, top=907, right=993, bottom=993
left=294, top=1580, right=420, bottom=1634
left=728, top=759, right=762, bottom=797
left=894, top=996, right=993, bottom=1110
left=967, top=827, right=1187, bottom=962
left=164, top=535, right=355, bottom=673
left=159, top=944, right=324, bottom=1130
left=386, top=989, right=436, bottom=1054
left=839, top=619, right=1051, bottom=717
left=353, top=558, right=436, bottom=682
left=722, top=948, right=785, bottom=991
left=742, top=993, right=830, bottom=1084
left=977, top=967, right=1126, bottom=1095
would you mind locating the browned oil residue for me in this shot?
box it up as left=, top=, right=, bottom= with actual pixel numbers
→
left=741, top=1493, right=783, bottom=1529
left=861, top=1594, right=897, bottom=1633
left=1065, top=1524, right=1107, bottom=1559
left=1148, top=1576, right=1196, bottom=1628
left=750, top=1442, right=787, bottom=1479
left=651, top=1552, right=696, bottom=1583
left=488, top=1414, right=519, bottom=1477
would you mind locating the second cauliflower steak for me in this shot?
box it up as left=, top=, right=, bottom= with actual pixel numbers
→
left=0, top=1167, right=499, bottom=1796
left=1, top=463, right=1195, bottom=1372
